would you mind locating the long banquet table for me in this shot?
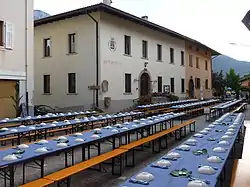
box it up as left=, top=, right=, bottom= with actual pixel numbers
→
left=137, top=99, right=198, bottom=110
left=0, top=112, right=144, bottom=145
left=0, top=112, right=185, bottom=187
left=0, top=110, right=97, bottom=126
left=171, top=99, right=219, bottom=110
left=120, top=112, right=245, bottom=187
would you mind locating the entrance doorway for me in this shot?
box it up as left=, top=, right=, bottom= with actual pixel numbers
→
left=189, top=79, right=194, bottom=98
left=140, top=72, right=150, bottom=96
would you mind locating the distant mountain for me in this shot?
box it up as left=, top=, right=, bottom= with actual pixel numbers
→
left=212, top=55, right=250, bottom=77
left=34, top=10, right=50, bottom=20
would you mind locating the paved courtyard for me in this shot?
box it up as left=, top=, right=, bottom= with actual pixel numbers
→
left=0, top=107, right=248, bottom=187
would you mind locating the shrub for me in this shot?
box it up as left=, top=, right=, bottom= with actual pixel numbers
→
left=137, top=94, right=152, bottom=105
left=168, top=94, right=179, bottom=101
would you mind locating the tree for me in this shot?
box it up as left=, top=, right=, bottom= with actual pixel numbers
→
left=212, top=70, right=226, bottom=96
left=225, top=68, right=241, bottom=93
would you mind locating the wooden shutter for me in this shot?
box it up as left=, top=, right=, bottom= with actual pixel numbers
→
left=5, top=22, right=13, bottom=49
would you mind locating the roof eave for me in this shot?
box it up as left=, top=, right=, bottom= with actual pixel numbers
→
left=34, top=3, right=220, bottom=55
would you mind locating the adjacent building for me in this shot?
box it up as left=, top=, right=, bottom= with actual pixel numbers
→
left=185, top=41, right=213, bottom=99
left=34, top=2, right=217, bottom=112
left=0, top=0, right=34, bottom=118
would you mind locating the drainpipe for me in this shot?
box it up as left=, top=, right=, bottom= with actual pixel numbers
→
left=87, top=13, right=99, bottom=107
left=25, top=0, right=29, bottom=115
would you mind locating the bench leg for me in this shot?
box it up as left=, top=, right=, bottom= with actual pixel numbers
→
left=125, top=150, right=135, bottom=167
left=112, top=155, right=123, bottom=176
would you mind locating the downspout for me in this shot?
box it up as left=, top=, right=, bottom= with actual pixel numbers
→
left=87, top=13, right=99, bottom=107
left=25, top=0, right=29, bottom=115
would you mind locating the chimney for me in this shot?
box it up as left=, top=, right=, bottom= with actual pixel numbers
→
left=103, top=0, right=112, bottom=6
left=141, top=16, right=148, bottom=21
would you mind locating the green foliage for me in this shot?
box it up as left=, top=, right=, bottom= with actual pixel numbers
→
left=10, top=81, right=22, bottom=117
left=212, top=70, right=226, bottom=96
left=137, top=95, right=152, bottom=105
left=168, top=94, right=179, bottom=101
left=225, top=68, right=241, bottom=93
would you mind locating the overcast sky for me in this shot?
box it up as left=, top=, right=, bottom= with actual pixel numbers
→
left=34, top=0, right=250, bottom=61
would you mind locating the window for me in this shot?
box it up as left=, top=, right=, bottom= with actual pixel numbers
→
left=43, top=75, right=50, bottom=94
left=68, top=73, right=76, bottom=94
left=181, top=78, right=185, bottom=93
left=0, top=21, right=13, bottom=49
left=5, top=22, right=13, bottom=49
left=189, top=54, right=193, bottom=66
left=157, top=44, right=162, bottom=61
left=170, top=48, right=174, bottom=63
left=158, top=76, right=162, bottom=92
left=43, top=38, right=51, bottom=57
left=170, top=78, right=175, bottom=93
left=125, top=73, right=132, bottom=93
left=142, top=40, right=148, bottom=58
left=68, top=33, right=76, bottom=53
left=0, top=21, right=3, bottom=46
left=205, top=60, right=208, bottom=70
left=181, top=51, right=185, bottom=66
left=205, top=79, right=209, bottom=89
left=124, top=35, right=131, bottom=55
left=196, top=57, right=199, bottom=68
left=195, top=78, right=201, bottom=89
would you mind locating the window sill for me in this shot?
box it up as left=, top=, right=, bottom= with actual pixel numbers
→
left=67, top=93, right=78, bottom=95
left=123, top=92, right=132, bottom=95
left=123, top=54, right=132, bottom=57
left=156, top=60, right=163, bottom=62
left=169, top=62, right=175, bottom=65
left=0, top=46, right=5, bottom=51
left=180, top=64, right=185, bottom=67
left=43, top=93, right=52, bottom=95
left=67, top=52, right=78, bottom=56
left=141, top=57, right=149, bottom=60
left=42, top=56, right=52, bottom=59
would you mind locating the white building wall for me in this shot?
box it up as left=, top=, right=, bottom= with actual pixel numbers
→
left=34, top=11, right=186, bottom=112
left=34, top=14, right=99, bottom=110
left=0, top=0, right=34, bottom=114
left=99, top=13, right=185, bottom=111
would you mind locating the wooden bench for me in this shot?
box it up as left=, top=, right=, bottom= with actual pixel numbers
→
left=20, top=149, right=128, bottom=187
left=119, top=120, right=195, bottom=166
left=230, top=120, right=250, bottom=187
left=232, top=103, right=247, bottom=113
left=19, top=178, right=54, bottom=187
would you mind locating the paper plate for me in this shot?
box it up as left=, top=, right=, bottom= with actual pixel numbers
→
left=57, top=143, right=68, bottom=148
left=207, top=156, right=223, bottom=163
left=35, top=147, right=49, bottom=153
left=218, top=140, right=230, bottom=146
left=135, top=172, right=154, bottom=182
left=198, top=166, right=216, bottom=175
left=38, top=140, right=49, bottom=144
left=154, top=160, right=171, bottom=167
left=75, top=138, right=85, bottom=142
left=188, top=180, right=209, bottom=187
left=213, top=147, right=227, bottom=153
left=2, top=154, right=18, bottom=161
left=17, top=144, right=29, bottom=149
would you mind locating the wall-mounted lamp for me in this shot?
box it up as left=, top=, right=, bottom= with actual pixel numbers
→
left=144, top=61, right=148, bottom=68
left=150, top=80, right=158, bottom=84
left=134, top=78, right=139, bottom=83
